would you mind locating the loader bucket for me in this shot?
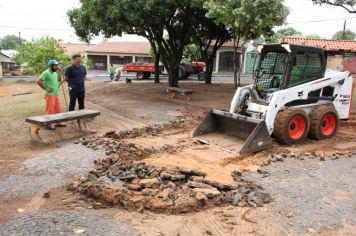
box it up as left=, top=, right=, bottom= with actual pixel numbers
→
left=193, top=110, right=272, bottom=154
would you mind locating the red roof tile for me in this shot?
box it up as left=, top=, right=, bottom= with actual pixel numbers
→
left=61, top=43, right=93, bottom=55
left=85, top=41, right=151, bottom=55
left=282, top=36, right=356, bottom=52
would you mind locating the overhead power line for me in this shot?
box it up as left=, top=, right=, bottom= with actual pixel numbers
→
left=286, top=16, right=356, bottom=24
left=0, top=25, right=74, bottom=32
left=0, top=16, right=356, bottom=32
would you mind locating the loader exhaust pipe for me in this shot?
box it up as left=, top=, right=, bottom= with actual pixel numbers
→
left=193, top=110, right=272, bottom=154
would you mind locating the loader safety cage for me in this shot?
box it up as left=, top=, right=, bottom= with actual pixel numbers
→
left=254, top=44, right=327, bottom=92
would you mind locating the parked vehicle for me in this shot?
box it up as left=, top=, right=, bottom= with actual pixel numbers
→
left=179, top=61, right=206, bottom=81
left=122, top=61, right=206, bottom=80
left=122, top=63, right=164, bottom=80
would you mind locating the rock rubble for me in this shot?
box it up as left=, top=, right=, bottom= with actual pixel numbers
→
left=69, top=160, right=271, bottom=213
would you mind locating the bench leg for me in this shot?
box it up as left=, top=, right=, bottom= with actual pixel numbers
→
left=29, top=124, right=44, bottom=143
left=186, top=95, right=193, bottom=101
left=77, top=118, right=83, bottom=131
left=82, top=118, right=96, bottom=133
left=170, top=92, right=179, bottom=99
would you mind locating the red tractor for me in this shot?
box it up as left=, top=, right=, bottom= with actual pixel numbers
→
left=179, top=61, right=206, bottom=81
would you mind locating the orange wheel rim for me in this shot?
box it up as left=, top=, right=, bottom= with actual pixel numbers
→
left=321, top=114, right=336, bottom=136
left=288, top=116, right=306, bottom=140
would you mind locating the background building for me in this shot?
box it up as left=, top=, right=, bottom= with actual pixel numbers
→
left=63, top=41, right=244, bottom=73
left=0, top=51, right=15, bottom=77
left=282, top=36, right=356, bottom=70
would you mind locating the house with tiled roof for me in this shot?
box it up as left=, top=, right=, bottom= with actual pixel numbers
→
left=210, top=40, right=244, bottom=73
left=62, top=40, right=242, bottom=73
left=282, top=36, right=356, bottom=71
left=62, top=42, right=153, bottom=70
left=61, top=43, right=93, bottom=56
left=0, top=51, right=16, bottom=78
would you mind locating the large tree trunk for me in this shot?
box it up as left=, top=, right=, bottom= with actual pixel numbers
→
left=154, top=51, right=160, bottom=83
left=168, top=65, right=179, bottom=87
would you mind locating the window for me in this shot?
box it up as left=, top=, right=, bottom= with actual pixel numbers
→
left=258, top=51, right=288, bottom=90
left=289, top=52, right=322, bottom=87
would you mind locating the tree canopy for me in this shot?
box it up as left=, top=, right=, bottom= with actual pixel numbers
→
left=304, top=34, right=322, bottom=39
left=332, top=29, right=356, bottom=40
left=68, top=0, right=213, bottom=87
left=267, top=27, right=302, bottom=43
left=312, top=0, right=356, bottom=13
left=204, top=0, right=288, bottom=87
left=12, top=37, right=71, bottom=75
left=0, top=35, right=26, bottom=50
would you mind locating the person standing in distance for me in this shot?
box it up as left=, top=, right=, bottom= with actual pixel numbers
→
left=64, top=54, right=87, bottom=111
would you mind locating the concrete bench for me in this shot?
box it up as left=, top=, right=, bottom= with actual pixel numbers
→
left=26, top=109, right=100, bottom=143
left=166, top=87, right=195, bottom=101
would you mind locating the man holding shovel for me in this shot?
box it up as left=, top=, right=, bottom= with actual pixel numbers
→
left=37, top=59, right=67, bottom=130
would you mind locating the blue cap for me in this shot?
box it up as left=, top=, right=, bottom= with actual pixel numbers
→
left=48, top=59, right=59, bottom=66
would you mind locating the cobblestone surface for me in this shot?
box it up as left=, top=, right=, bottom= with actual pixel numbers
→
left=0, top=211, right=138, bottom=236
left=0, top=142, right=103, bottom=197
left=246, top=157, right=356, bottom=233
left=21, top=142, right=102, bottom=176
left=0, top=175, right=60, bottom=197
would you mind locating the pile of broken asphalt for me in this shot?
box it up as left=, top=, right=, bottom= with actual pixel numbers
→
left=68, top=118, right=271, bottom=214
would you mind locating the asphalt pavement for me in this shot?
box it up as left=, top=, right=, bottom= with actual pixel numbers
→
left=3, top=71, right=254, bottom=85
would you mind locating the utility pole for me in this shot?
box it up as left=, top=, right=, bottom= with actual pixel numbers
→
left=18, top=32, right=22, bottom=46
left=342, top=20, right=346, bottom=40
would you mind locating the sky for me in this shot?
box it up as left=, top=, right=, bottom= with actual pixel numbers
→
left=0, top=0, right=355, bottom=44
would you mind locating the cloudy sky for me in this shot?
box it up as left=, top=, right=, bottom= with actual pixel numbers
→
left=0, top=0, right=355, bottom=43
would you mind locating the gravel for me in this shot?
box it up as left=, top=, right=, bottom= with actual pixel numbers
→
left=246, top=155, right=356, bottom=233
left=0, top=211, right=138, bottom=236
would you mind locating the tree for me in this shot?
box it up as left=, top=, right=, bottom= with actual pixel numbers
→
left=182, top=44, right=202, bottom=63
left=191, top=10, right=231, bottom=84
left=0, top=35, right=26, bottom=50
left=68, top=0, right=209, bottom=87
left=12, top=37, right=71, bottom=75
left=332, top=29, right=356, bottom=40
left=304, top=34, right=322, bottom=39
left=205, top=0, right=288, bottom=88
left=312, top=0, right=356, bottom=13
left=267, top=27, right=302, bottom=43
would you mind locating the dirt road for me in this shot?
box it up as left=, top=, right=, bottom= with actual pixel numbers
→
left=0, top=80, right=355, bottom=235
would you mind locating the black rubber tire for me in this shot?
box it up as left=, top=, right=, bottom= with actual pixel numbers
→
left=274, top=108, right=310, bottom=145
left=308, top=105, right=339, bottom=140
left=197, top=72, right=206, bottom=81
left=136, top=72, right=144, bottom=80
left=143, top=72, right=151, bottom=79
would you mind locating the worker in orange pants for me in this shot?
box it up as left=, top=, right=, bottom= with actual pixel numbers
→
left=37, top=59, right=66, bottom=130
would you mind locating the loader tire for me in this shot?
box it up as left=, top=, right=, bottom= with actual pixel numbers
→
left=274, top=108, right=310, bottom=145
left=308, top=105, right=339, bottom=140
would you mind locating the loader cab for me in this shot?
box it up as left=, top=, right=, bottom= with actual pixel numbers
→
left=254, top=44, right=326, bottom=95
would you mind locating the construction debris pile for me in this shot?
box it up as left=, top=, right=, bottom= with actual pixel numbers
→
left=69, top=118, right=272, bottom=213
left=69, top=160, right=271, bottom=213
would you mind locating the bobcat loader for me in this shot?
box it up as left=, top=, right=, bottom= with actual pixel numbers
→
left=193, top=44, right=353, bottom=154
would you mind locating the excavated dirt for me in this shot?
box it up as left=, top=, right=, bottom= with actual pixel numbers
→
left=68, top=105, right=356, bottom=215
left=69, top=115, right=271, bottom=213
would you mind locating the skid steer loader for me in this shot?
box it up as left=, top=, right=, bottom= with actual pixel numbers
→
left=193, top=44, right=353, bottom=154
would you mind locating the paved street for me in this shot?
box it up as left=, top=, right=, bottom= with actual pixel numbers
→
left=3, top=70, right=254, bottom=85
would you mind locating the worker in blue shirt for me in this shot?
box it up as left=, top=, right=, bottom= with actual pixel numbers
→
left=64, top=54, right=87, bottom=111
